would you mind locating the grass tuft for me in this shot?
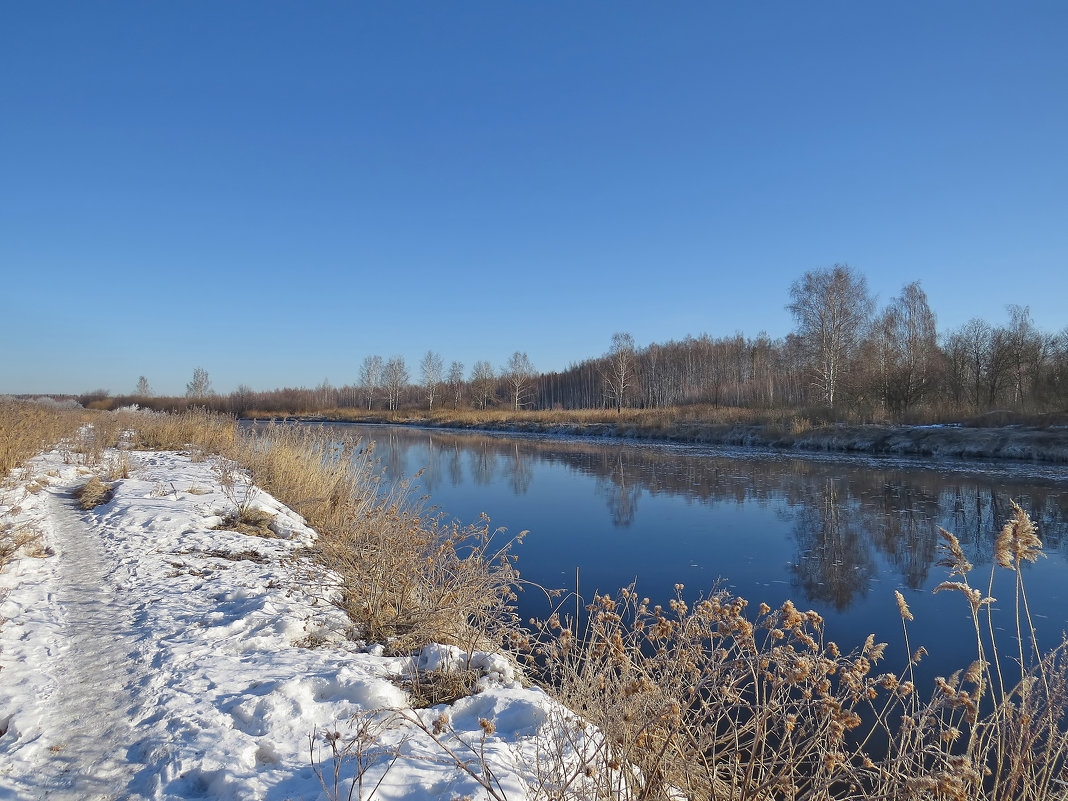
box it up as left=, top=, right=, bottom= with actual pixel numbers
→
left=74, top=476, right=114, bottom=510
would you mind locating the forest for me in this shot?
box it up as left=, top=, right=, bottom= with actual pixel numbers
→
left=74, top=266, right=1068, bottom=423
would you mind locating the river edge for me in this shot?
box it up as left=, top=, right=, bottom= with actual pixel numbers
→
left=243, top=415, right=1068, bottom=464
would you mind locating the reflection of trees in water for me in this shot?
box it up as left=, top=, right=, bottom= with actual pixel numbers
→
left=421, top=434, right=442, bottom=492
left=504, top=443, right=533, bottom=495
left=446, top=443, right=464, bottom=487
left=598, top=454, right=641, bottom=527
left=934, top=487, right=1068, bottom=566
left=862, top=481, right=941, bottom=590
left=381, top=430, right=409, bottom=484
left=790, top=479, right=875, bottom=610
left=349, top=425, right=1068, bottom=607
left=469, top=441, right=498, bottom=487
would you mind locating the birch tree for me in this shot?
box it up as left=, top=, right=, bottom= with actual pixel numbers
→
left=787, top=265, right=873, bottom=406
left=185, top=367, right=213, bottom=399
left=603, top=332, right=637, bottom=413
left=419, top=350, right=444, bottom=411
left=359, top=355, right=383, bottom=410
left=471, top=361, right=496, bottom=409
left=506, top=351, right=535, bottom=411
left=446, top=360, right=465, bottom=408
left=872, top=281, right=939, bottom=414
left=383, top=356, right=408, bottom=411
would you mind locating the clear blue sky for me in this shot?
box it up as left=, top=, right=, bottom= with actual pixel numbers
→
left=3, top=2, right=1066, bottom=396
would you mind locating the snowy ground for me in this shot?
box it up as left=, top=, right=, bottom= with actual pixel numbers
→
left=0, top=447, right=573, bottom=800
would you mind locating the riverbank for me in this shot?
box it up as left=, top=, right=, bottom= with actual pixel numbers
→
left=0, top=443, right=561, bottom=800
left=247, top=408, right=1068, bottom=463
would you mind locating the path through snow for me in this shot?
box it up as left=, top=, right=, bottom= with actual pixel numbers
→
left=30, top=489, right=153, bottom=798
left=0, top=448, right=568, bottom=800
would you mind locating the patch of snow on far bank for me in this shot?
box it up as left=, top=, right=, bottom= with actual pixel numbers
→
left=0, top=448, right=568, bottom=800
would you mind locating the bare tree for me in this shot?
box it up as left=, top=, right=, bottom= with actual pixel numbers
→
left=944, top=317, right=1015, bottom=411
left=786, top=264, right=873, bottom=406
left=470, top=360, right=496, bottom=409
left=871, top=281, right=939, bottom=415
left=419, top=350, right=444, bottom=410
left=358, top=355, right=383, bottom=411
left=135, top=376, right=151, bottom=397
left=230, top=384, right=255, bottom=415
left=315, top=378, right=336, bottom=410
left=382, top=356, right=408, bottom=411
left=186, top=367, right=213, bottom=399
left=602, top=332, right=637, bottom=413
left=505, top=351, right=535, bottom=411
left=1004, top=304, right=1046, bottom=406
left=446, top=360, right=465, bottom=408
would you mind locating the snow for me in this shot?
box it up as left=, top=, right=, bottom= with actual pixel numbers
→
left=0, top=447, right=571, bottom=800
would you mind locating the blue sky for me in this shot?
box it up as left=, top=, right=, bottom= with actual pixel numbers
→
left=3, top=2, right=1066, bottom=396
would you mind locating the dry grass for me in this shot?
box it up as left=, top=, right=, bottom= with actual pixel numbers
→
left=126, top=406, right=235, bottom=456
left=1, top=400, right=83, bottom=571
left=313, top=500, right=524, bottom=653
left=0, top=399, right=84, bottom=477
left=0, top=525, right=44, bottom=569
left=74, top=476, right=114, bottom=509
left=289, top=404, right=816, bottom=432
left=213, top=508, right=276, bottom=537
left=227, top=424, right=523, bottom=653
left=520, top=504, right=1068, bottom=801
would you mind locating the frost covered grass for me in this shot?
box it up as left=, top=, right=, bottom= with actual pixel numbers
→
left=229, top=424, right=525, bottom=655
left=526, top=505, right=1068, bottom=801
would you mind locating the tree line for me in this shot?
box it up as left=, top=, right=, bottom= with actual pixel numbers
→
left=86, top=264, right=1067, bottom=421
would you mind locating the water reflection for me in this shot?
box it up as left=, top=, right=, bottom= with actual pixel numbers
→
left=599, top=455, right=641, bottom=527
left=346, top=425, right=1068, bottom=613
left=790, top=479, right=875, bottom=610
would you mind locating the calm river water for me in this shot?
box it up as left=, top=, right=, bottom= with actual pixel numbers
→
left=313, top=423, right=1068, bottom=681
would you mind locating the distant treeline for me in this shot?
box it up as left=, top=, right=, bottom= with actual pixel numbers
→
left=69, top=266, right=1067, bottom=422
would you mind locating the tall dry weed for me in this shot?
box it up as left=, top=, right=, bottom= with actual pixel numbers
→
left=526, top=504, right=1068, bottom=800
left=0, top=399, right=84, bottom=477
left=228, top=423, right=524, bottom=653
left=127, top=407, right=235, bottom=455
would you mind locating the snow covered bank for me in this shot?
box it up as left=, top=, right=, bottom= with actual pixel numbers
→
left=0, top=448, right=570, bottom=800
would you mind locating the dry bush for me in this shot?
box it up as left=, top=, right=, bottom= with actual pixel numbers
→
left=525, top=503, right=1068, bottom=801
left=321, top=504, right=524, bottom=654
left=104, top=448, right=132, bottom=480
left=404, top=666, right=481, bottom=708
left=75, top=476, right=114, bottom=510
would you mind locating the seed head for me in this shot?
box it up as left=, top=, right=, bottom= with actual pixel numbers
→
left=994, top=501, right=1044, bottom=570
left=894, top=590, right=914, bottom=622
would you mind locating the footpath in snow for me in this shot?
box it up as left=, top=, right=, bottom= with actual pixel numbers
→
left=0, top=447, right=571, bottom=801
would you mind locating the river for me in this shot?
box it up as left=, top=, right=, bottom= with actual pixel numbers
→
left=309, top=423, right=1068, bottom=684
